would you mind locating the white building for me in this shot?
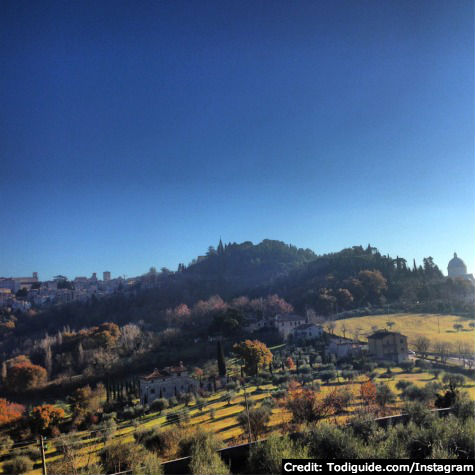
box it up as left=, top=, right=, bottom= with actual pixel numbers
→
left=328, top=338, right=364, bottom=359
left=292, top=323, right=323, bottom=340
left=447, top=253, right=475, bottom=283
left=139, top=362, right=199, bottom=405
left=0, top=273, right=38, bottom=292
left=272, top=314, right=307, bottom=339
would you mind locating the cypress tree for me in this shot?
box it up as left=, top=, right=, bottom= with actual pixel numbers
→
left=217, top=341, right=226, bottom=377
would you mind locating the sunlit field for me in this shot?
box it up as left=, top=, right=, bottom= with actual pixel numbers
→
left=334, top=313, right=475, bottom=352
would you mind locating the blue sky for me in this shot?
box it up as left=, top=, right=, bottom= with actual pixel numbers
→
left=1, top=0, right=473, bottom=280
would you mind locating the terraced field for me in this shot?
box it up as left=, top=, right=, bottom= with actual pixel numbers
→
left=3, top=335, right=474, bottom=474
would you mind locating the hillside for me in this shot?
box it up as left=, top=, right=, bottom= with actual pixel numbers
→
left=2, top=240, right=474, bottom=345
left=333, top=313, right=475, bottom=353
left=183, top=239, right=316, bottom=291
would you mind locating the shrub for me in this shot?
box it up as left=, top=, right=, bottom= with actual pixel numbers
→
left=131, top=451, right=163, bottom=475
left=0, top=399, right=25, bottom=427
left=442, top=374, right=465, bottom=392
left=225, top=381, right=238, bottom=391
left=0, top=435, right=13, bottom=454
left=134, top=404, right=145, bottom=417
left=189, top=433, right=229, bottom=474
left=319, top=370, right=336, bottom=384
left=272, top=389, right=286, bottom=399
left=178, top=427, right=222, bottom=458
left=248, top=434, right=308, bottom=474
left=150, top=398, right=169, bottom=413
left=304, top=422, right=360, bottom=458
left=375, top=383, right=395, bottom=408
left=122, top=406, right=135, bottom=419
left=137, top=427, right=183, bottom=457
left=3, top=456, right=33, bottom=475
left=395, top=380, right=411, bottom=391
left=400, top=361, right=415, bottom=373
left=7, top=362, right=47, bottom=391
left=100, top=440, right=149, bottom=474
left=415, top=359, right=431, bottom=370
left=348, top=414, right=378, bottom=442
left=451, top=392, right=474, bottom=421
left=30, top=404, right=65, bottom=434
left=237, top=406, right=271, bottom=439
left=260, top=397, right=276, bottom=409
left=166, top=412, right=180, bottom=425
left=403, top=401, right=434, bottom=426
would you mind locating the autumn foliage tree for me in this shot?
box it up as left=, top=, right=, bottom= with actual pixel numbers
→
left=360, top=381, right=377, bottom=408
left=30, top=404, right=65, bottom=434
left=323, top=387, right=354, bottom=414
left=0, top=399, right=25, bottom=426
left=285, top=385, right=333, bottom=423
left=7, top=362, right=47, bottom=392
left=285, top=357, right=296, bottom=370
left=233, top=340, right=272, bottom=376
left=69, top=385, right=105, bottom=426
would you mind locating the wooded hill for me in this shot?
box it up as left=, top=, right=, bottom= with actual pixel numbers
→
left=2, top=240, right=474, bottom=345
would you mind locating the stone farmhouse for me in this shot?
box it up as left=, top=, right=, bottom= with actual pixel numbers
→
left=292, top=323, right=323, bottom=340
left=328, top=337, right=364, bottom=359
left=243, top=313, right=324, bottom=340
left=272, top=313, right=307, bottom=339
left=367, top=330, right=409, bottom=363
left=139, top=362, right=199, bottom=405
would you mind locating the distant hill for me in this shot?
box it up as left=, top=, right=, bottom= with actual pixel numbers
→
left=5, top=240, right=474, bottom=342
left=182, top=239, right=316, bottom=293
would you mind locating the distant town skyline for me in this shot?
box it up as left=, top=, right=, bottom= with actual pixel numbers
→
left=1, top=0, right=473, bottom=281
left=0, top=240, right=472, bottom=282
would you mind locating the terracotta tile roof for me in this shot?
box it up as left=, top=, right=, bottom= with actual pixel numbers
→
left=141, top=361, right=186, bottom=380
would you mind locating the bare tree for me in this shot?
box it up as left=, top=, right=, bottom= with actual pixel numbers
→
left=44, top=344, right=53, bottom=377
left=414, top=336, right=431, bottom=358
left=324, top=320, right=336, bottom=335
left=458, top=342, right=472, bottom=368
left=433, top=341, right=452, bottom=363
left=119, top=323, right=142, bottom=353
left=352, top=327, right=362, bottom=342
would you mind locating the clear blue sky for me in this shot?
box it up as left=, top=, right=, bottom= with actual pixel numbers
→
left=1, top=0, right=473, bottom=281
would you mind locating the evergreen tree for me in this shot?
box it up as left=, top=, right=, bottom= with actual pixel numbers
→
left=217, top=341, right=226, bottom=377
left=217, top=238, right=224, bottom=255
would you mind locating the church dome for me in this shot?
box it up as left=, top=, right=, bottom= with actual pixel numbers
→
left=448, top=252, right=467, bottom=278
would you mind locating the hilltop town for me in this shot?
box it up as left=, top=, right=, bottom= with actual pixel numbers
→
left=0, top=241, right=474, bottom=473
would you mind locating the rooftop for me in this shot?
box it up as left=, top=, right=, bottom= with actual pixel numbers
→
left=368, top=330, right=405, bottom=340
left=275, top=313, right=305, bottom=322
left=141, top=361, right=187, bottom=381
left=295, top=323, right=320, bottom=330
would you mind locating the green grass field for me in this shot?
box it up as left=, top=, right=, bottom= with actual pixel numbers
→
left=334, top=313, right=475, bottom=352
